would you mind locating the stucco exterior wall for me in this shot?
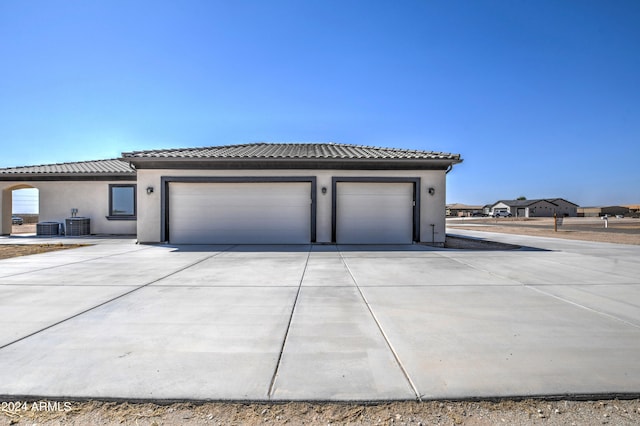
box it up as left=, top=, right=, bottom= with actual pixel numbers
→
left=1, top=188, right=11, bottom=235
left=135, top=168, right=447, bottom=244
left=491, top=202, right=510, bottom=214
left=528, top=201, right=560, bottom=217
left=0, top=181, right=137, bottom=235
left=551, top=200, right=578, bottom=217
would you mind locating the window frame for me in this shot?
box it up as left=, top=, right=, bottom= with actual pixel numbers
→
left=107, top=184, right=137, bottom=220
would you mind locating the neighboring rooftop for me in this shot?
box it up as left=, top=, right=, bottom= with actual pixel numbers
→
left=0, top=159, right=135, bottom=177
left=446, top=203, right=484, bottom=210
left=121, top=142, right=462, bottom=161
left=493, top=198, right=579, bottom=207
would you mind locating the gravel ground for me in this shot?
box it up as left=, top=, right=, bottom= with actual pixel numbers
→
left=0, top=244, right=86, bottom=259
left=447, top=217, right=640, bottom=245
left=2, top=398, right=640, bottom=425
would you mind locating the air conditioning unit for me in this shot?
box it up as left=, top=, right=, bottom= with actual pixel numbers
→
left=36, top=222, right=60, bottom=236
left=65, top=217, right=90, bottom=236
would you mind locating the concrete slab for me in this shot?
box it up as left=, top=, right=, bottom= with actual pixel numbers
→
left=1, top=235, right=639, bottom=401
left=362, top=285, right=640, bottom=399
left=0, top=285, right=139, bottom=347
left=0, top=286, right=297, bottom=399
left=271, top=286, right=415, bottom=400
left=438, top=252, right=637, bottom=285
left=213, top=244, right=312, bottom=256
left=302, top=256, right=354, bottom=287
left=0, top=247, right=219, bottom=286
left=156, top=250, right=309, bottom=287
left=344, top=256, right=521, bottom=286
left=0, top=241, right=150, bottom=278
left=529, top=284, right=640, bottom=327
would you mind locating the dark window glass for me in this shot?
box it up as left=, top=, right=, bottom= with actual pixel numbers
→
left=110, top=185, right=136, bottom=216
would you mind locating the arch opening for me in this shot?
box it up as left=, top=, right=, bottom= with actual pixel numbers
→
left=2, top=184, right=39, bottom=235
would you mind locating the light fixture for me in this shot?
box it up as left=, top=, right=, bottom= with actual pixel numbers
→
left=321, top=186, right=327, bottom=194
left=428, top=187, right=435, bottom=196
left=146, top=186, right=154, bottom=194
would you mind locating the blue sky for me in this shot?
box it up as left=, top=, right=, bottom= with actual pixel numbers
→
left=1, top=0, right=639, bottom=209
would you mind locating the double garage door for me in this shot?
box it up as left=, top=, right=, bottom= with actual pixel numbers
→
left=169, top=182, right=312, bottom=244
left=167, top=180, right=416, bottom=244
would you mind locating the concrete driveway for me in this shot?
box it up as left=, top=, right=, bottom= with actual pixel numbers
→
left=0, top=232, right=639, bottom=401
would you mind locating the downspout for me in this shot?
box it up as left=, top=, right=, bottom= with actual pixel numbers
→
left=445, top=164, right=453, bottom=174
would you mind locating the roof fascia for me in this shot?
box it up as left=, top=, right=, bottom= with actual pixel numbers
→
left=0, top=174, right=136, bottom=182
left=122, top=157, right=461, bottom=171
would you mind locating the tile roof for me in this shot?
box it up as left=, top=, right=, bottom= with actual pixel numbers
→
left=1, top=143, right=461, bottom=178
left=0, top=159, right=135, bottom=176
left=494, top=199, right=555, bottom=207
left=494, top=198, right=579, bottom=207
left=447, top=203, right=484, bottom=209
left=122, top=142, right=462, bottom=161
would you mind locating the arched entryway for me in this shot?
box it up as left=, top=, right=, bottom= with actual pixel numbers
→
left=1, top=184, right=39, bottom=235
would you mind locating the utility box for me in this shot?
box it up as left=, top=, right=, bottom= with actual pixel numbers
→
left=36, top=222, right=60, bottom=236
left=65, top=217, right=90, bottom=236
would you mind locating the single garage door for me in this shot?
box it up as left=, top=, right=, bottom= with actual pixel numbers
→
left=169, top=182, right=311, bottom=244
left=336, top=182, right=414, bottom=244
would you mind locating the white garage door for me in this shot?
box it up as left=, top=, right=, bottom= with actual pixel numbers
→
left=169, top=182, right=311, bottom=244
left=336, top=182, right=414, bottom=244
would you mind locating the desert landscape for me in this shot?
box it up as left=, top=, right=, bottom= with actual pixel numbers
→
left=447, top=216, right=640, bottom=246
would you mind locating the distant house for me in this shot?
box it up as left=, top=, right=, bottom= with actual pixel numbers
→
left=624, top=205, right=640, bottom=217
left=577, top=206, right=631, bottom=217
left=446, top=203, right=484, bottom=217
left=490, top=198, right=578, bottom=218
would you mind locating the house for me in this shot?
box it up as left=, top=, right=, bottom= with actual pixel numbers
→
left=577, top=206, right=631, bottom=217
left=446, top=203, right=484, bottom=217
left=624, top=205, right=640, bottom=217
left=490, top=198, right=578, bottom=218
left=1, top=143, right=462, bottom=245
left=0, top=159, right=137, bottom=236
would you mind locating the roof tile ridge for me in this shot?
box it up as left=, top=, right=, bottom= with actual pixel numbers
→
left=123, top=143, right=264, bottom=157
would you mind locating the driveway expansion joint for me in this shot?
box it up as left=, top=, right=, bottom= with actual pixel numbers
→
left=0, top=245, right=155, bottom=279
left=525, top=285, right=640, bottom=330
left=0, top=245, right=236, bottom=352
left=267, top=245, right=312, bottom=399
left=338, top=249, right=423, bottom=402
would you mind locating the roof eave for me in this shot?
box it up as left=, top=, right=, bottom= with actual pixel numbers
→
left=121, top=156, right=462, bottom=170
left=0, top=172, right=136, bottom=182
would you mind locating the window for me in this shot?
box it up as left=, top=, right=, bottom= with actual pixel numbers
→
left=108, top=184, right=136, bottom=220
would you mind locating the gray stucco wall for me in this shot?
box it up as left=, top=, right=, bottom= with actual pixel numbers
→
left=1, top=181, right=137, bottom=235
left=135, top=168, right=447, bottom=244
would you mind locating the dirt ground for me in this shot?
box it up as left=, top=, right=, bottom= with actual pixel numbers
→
left=0, top=243, right=86, bottom=260
left=10, top=223, right=37, bottom=235
left=2, top=219, right=640, bottom=425
left=1, top=398, right=640, bottom=425
left=447, top=217, right=640, bottom=246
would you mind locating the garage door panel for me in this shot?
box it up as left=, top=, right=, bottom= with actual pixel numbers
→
left=336, top=182, right=414, bottom=244
left=169, top=182, right=311, bottom=244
